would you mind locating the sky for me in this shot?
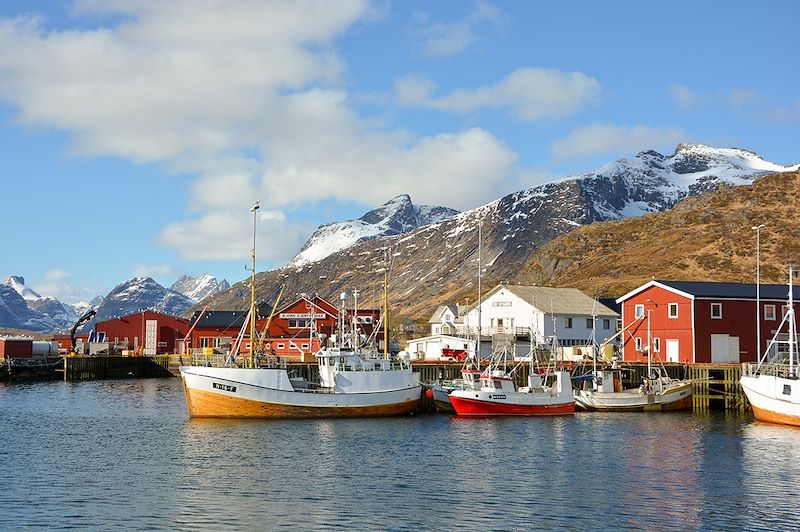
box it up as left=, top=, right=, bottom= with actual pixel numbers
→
left=0, top=0, right=798, bottom=304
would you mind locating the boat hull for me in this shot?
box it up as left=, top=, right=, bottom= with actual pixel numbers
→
left=430, top=384, right=455, bottom=413
left=448, top=394, right=574, bottom=416
left=181, top=366, right=421, bottom=419
left=741, top=374, right=800, bottom=427
left=574, top=382, right=693, bottom=412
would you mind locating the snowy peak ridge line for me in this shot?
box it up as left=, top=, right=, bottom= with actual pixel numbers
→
left=289, top=194, right=459, bottom=267
left=170, top=273, right=230, bottom=302
left=4, top=275, right=42, bottom=301
left=94, top=276, right=194, bottom=322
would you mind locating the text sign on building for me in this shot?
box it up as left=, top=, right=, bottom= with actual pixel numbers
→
left=279, top=313, right=327, bottom=319
left=492, top=301, right=512, bottom=307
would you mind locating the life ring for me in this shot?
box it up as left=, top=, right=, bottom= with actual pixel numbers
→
left=265, top=342, right=271, bottom=350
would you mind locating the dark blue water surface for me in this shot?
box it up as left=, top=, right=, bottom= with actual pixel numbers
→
left=1, top=378, right=799, bottom=530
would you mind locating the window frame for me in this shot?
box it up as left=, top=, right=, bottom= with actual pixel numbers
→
left=635, top=304, right=645, bottom=319
left=635, top=337, right=643, bottom=351
left=653, top=337, right=661, bottom=352
left=764, top=304, right=776, bottom=321
left=668, top=303, right=679, bottom=319
left=710, top=303, right=723, bottom=320
left=565, top=317, right=573, bottom=329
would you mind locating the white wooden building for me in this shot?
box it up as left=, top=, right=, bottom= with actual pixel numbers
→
left=406, top=334, right=474, bottom=361
left=460, top=284, right=619, bottom=348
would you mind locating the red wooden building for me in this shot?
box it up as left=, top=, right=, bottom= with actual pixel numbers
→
left=186, top=294, right=382, bottom=359
left=95, top=311, right=190, bottom=355
left=616, top=280, right=799, bottom=364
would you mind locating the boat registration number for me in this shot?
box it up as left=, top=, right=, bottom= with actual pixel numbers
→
left=213, top=382, right=237, bottom=393
left=490, top=394, right=506, bottom=400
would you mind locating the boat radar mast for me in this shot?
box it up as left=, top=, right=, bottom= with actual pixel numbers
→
left=248, top=200, right=260, bottom=368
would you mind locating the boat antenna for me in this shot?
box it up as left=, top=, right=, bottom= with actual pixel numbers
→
left=247, top=200, right=260, bottom=369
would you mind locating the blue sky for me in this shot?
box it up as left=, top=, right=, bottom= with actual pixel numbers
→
left=0, top=0, right=798, bottom=303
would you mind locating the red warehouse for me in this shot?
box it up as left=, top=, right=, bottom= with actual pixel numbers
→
left=617, top=280, right=799, bottom=364
left=95, top=311, right=190, bottom=355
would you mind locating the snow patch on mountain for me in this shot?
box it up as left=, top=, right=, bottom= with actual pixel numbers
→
left=94, top=277, right=194, bottom=321
left=170, top=274, right=230, bottom=302
left=289, top=194, right=459, bottom=267
left=4, top=276, right=42, bottom=301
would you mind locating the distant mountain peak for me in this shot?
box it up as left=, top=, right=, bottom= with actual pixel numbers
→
left=170, top=273, right=230, bottom=302
left=289, top=195, right=459, bottom=267
left=4, top=275, right=42, bottom=301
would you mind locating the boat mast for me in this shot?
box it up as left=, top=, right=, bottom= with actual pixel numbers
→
left=477, top=220, right=482, bottom=363
left=646, top=307, right=652, bottom=377
left=790, top=266, right=795, bottom=374
left=249, top=200, right=260, bottom=369
left=383, top=254, right=389, bottom=359
left=353, top=288, right=360, bottom=349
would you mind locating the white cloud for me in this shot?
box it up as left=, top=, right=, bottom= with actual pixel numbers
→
left=412, top=0, right=509, bottom=58
left=0, top=1, right=520, bottom=264
left=728, top=88, right=759, bottom=111
left=395, top=67, right=601, bottom=120
left=550, top=124, right=688, bottom=161
left=158, top=209, right=311, bottom=262
left=33, top=269, right=98, bottom=304
left=668, top=83, right=701, bottom=110
left=132, top=263, right=180, bottom=279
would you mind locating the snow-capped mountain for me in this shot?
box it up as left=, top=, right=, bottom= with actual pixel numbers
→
left=94, top=277, right=194, bottom=321
left=1, top=276, right=77, bottom=331
left=4, top=275, right=42, bottom=301
left=170, top=274, right=230, bottom=302
left=289, top=194, right=459, bottom=267
left=202, top=144, right=799, bottom=318
left=71, top=295, right=104, bottom=318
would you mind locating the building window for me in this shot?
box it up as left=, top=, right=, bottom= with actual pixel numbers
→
left=603, top=319, right=611, bottom=330
left=635, top=304, right=644, bottom=319
left=653, top=338, right=661, bottom=352
left=200, top=337, right=212, bottom=348
left=586, top=318, right=593, bottom=329
left=711, top=303, right=723, bottom=320
left=276, top=343, right=285, bottom=349
left=668, top=303, right=678, bottom=319
left=765, top=305, right=776, bottom=321
left=565, top=317, right=573, bottom=329
left=635, top=337, right=643, bottom=351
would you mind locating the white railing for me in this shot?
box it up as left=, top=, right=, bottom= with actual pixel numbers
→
left=743, top=362, right=799, bottom=378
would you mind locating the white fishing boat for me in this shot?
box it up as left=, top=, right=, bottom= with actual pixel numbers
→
left=573, top=315, right=692, bottom=412
left=179, top=201, right=420, bottom=419
left=428, top=366, right=482, bottom=413
left=741, top=267, right=800, bottom=426
left=181, top=346, right=421, bottom=418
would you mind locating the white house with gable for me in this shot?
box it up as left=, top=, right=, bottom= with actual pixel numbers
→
left=461, top=284, right=619, bottom=350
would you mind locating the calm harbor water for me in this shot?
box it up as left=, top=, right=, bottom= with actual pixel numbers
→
left=1, top=379, right=799, bottom=531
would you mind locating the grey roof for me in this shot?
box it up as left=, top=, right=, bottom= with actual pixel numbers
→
left=658, top=280, right=799, bottom=300
left=427, top=305, right=449, bottom=324
left=190, top=310, right=247, bottom=329
left=491, top=284, right=618, bottom=317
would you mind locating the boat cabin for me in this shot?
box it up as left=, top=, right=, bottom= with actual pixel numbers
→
left=479, top=370, right=516, bottom=393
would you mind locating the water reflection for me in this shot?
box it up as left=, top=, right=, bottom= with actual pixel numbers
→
left=3, top=380, right=800, bottom=530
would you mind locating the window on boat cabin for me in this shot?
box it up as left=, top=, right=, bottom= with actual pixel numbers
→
left=783, top=384, right=791, bottom=395
left=635, top=337, right=643, bottom=351
left=764, top=305, right=776, bottom=321
left=635, top=304, right=645, bottom=319
left=653, top=338, right=661, bottom=352
left=565, top=317, right=573, bottom=329
left=668, top=303, right=679, bottom=318
left=586, top=318, right=593, bottom=329
left=603, top=319, right=611, bottom=330
left=710, top=303, right=723, bottom=319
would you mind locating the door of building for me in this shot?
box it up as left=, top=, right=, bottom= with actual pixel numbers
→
left=145, top=320, right=158, bottom=355
left=711, top=334, right=740, bottom=363
left=666, top=339, right=680, bottom=363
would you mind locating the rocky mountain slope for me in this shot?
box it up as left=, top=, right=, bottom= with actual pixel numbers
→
left=170, top=273, right=230, bottom=302
left=197, top=145, right=799, bottom=320
left=517, top=170, right=800, bottom=297
left=94, top=277, right=194, bottom=321
left=289, top=194, right=459, bottom=267
left=1, top=276, right=78, bottom=331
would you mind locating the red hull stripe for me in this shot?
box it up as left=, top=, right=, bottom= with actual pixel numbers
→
left=449, top=396, right=574, bottom=416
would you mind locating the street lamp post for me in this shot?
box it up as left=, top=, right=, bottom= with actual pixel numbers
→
left=753, top=224, right=765, bottom=359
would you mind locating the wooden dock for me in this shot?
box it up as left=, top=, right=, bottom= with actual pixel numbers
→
left=59, top=355, right=173, bottom=381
